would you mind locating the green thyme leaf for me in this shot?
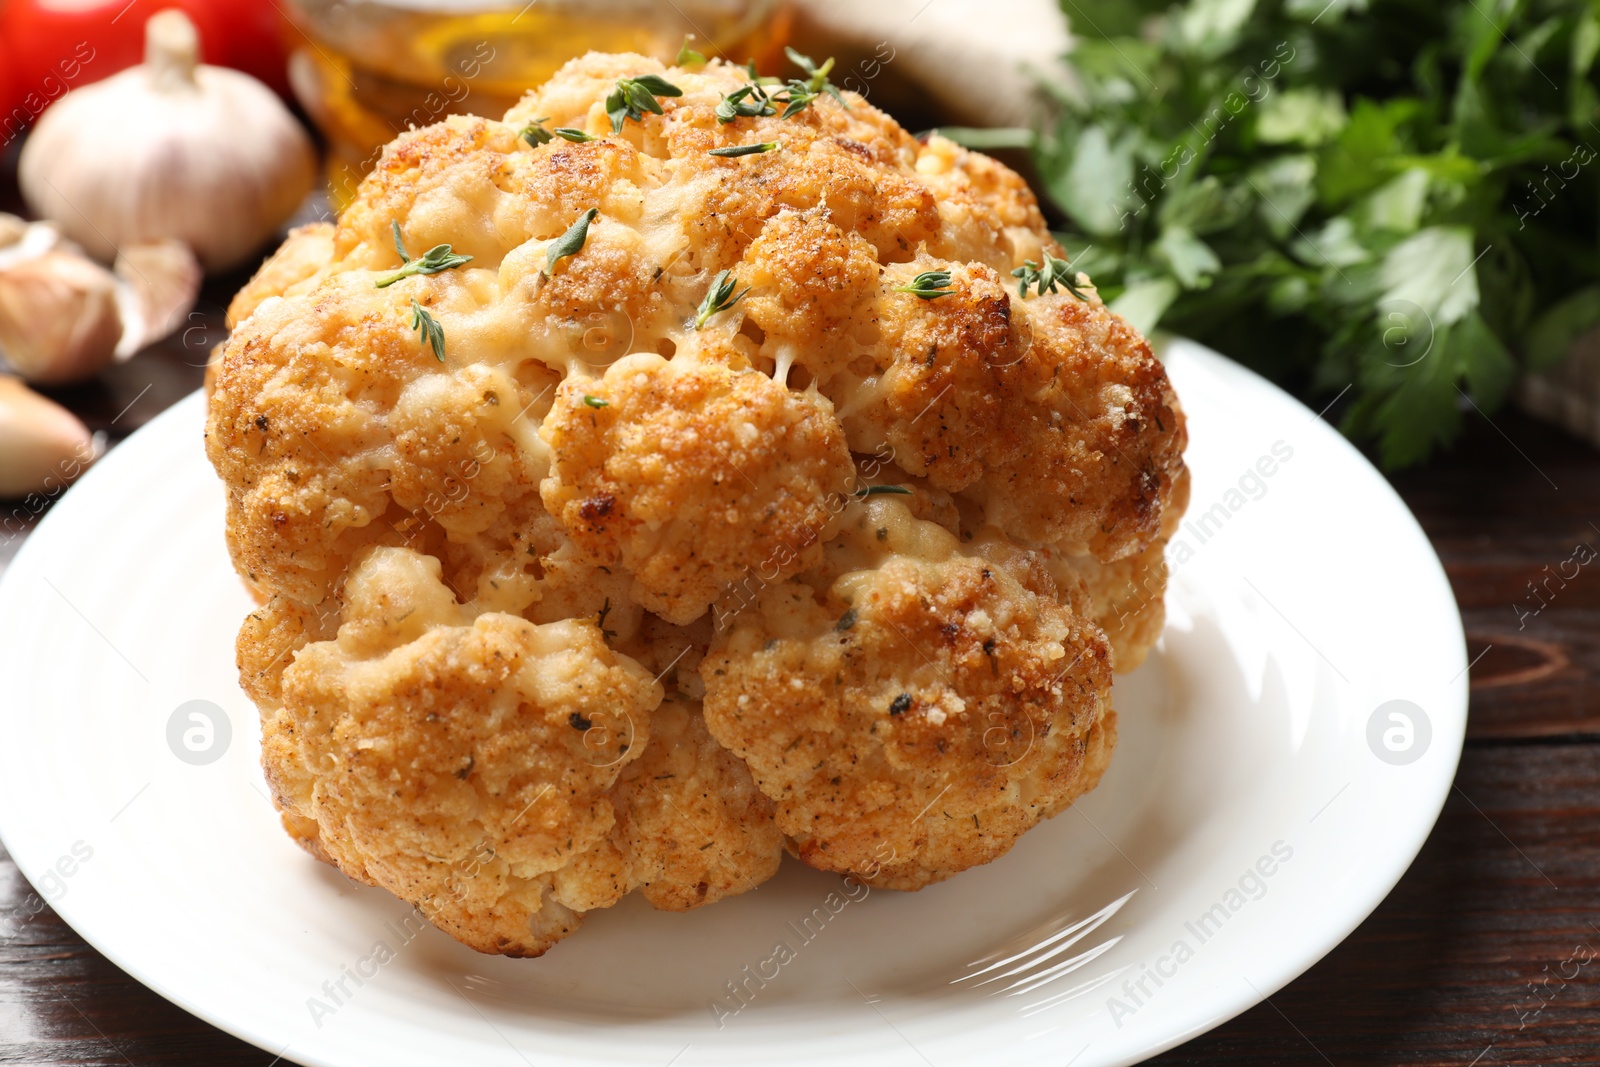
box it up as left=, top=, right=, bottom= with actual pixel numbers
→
left=582, top=393, right=609, bottom=408
left=893, top=270, right=956, bottom=300
left=742, top=58, right=783, bottom=86
left=854, top=484, right=913, bottom=497
left=519, top=117, right=554, bottom=147
left=694, top=269, right=751, bottom=328
left=377, top=224, right=473, bottom=288
left=716, top=84, right=776, bottom=124
left=554, top=127, right=595, bottom=142
left=606, top=74, right=683, bottom=133
left=773, top=48, right=844, bottom=117
left=544, top=208, right=598, bottom=278
left=676, top=37, right=706, bottom=66
left=708, top=141, right=780, bottom=158
left=1011, top=254, right=1089, bottom=301
left=410, top=299, right=446, bottom=362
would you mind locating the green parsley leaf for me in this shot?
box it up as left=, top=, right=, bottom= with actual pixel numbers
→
left=708, top=141, right=780, bottom=157
left=377, top=223, right=472, bottom=288
left=544, top=208, right=598, bottom=278
left=694, top=269, right=751, bottom=328
left=582, top=394, right=609, bottom=408
left=893, top=270, right=956, bottom=300
left=409, top=299, right=446, bottom=362
left=606, top=74, right=683, bottom=133
left=1033, top=0, right=1600, bottom=466
left=553, top=127, right=596, bottom=142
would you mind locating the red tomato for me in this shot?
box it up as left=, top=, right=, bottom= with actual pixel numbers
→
left=0, top=36, right=16, bottom=132
left=0, top=0, right=292, bottom=140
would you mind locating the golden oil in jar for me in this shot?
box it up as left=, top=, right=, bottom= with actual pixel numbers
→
left=282, top=0, right=793, bottom=208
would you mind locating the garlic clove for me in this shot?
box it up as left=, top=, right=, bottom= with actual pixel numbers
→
left=113, top=240, right=202, bottom=358
left=0, top=214, right=26, bottom=251
left=0, top=251, right=124, bottom=385
left=0, top=375, right=97, bottom=499
left=0, top=218, right=79, bottom=272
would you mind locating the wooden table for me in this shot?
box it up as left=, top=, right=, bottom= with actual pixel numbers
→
left=2, top=197, right=1598, bottom=1067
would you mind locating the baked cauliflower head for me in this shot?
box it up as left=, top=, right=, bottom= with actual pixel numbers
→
left=209, top=50, right=1187, bottom=957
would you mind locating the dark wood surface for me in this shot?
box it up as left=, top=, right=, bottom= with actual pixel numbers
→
left=3, top=196, right=1599, bottom=1067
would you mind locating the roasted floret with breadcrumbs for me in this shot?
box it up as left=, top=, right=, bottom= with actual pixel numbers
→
left=264, top=547, right=664, bottom=955
left=210, top=48, right=1187, bottom=957
left=701, top=498, right=1113, bottom=890
left=539, top=352, right=853, bottom=624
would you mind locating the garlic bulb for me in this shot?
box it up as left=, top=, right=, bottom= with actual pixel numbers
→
left=0, top=376, right=96, bottom=499
left=18, top=9, right=315, bottom=273
left=0, top=252, right=123, bottom=385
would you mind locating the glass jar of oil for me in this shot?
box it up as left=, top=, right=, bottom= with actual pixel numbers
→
left=283, top=0, right=793, bottom=208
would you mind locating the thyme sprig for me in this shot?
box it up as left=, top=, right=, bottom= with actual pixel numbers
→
left=606, top=74, right=683, bottom=133
left=716, top=84, right=777, bottom=123
left=676, top=37, right=706, bottom=66
left=545, top=208, right=598, bottom=278
left=708, top=141, right=779, bottom=158
left=773, top=48, right=845, bottom=118
left=893, top=270, right=956, bottom=300
left=1012, top=254, right=1090, bottom=301
left=376, top=221, right=472, bottom=288
left=518, top=117, right=554, bottom=147
left=410, top=299, right=446, bottom=361
left=694, top=269, right=751, bottom=328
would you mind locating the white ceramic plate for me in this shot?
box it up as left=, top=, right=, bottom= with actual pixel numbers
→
left=0, top=338, right=1467, bottom=1067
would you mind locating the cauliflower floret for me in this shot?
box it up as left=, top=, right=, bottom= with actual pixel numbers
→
left=263, top=547, right=664, bottom=956
left=701, top=498, right=1112, bottom=890
left=610, top=696, right=784, bottom=910
left=539, top=352, right=854, bottom=624
left=1045, top=455, right=1192, bottom=671
left=914, top=133, right=1054, bottom=270
left=210, top=49, right=1187, bottom=955
left=831, top=258, right=1030, bottom=492
left=965, top=294, right=1188, bottom=559
left=737, top=209, right=883, bottom=385
left=1047, top=541, right=1169, bottom=673
left=226, top=221, right=337, bottom=329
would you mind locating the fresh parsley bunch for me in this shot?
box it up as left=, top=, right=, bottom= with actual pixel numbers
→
left=1037, top=0, right=1600, bottom=465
